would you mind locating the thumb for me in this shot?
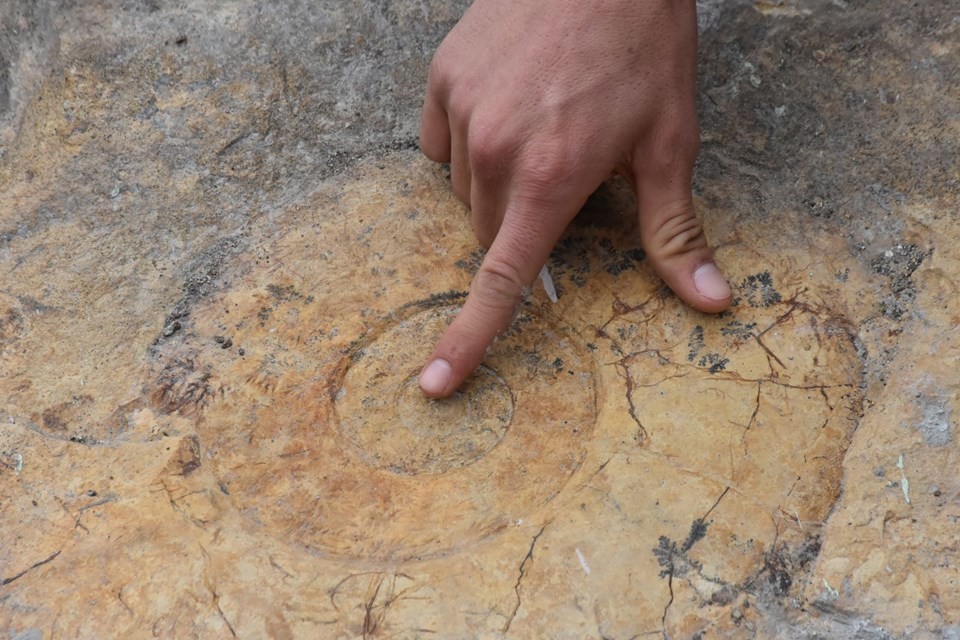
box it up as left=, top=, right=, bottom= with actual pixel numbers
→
left=419, top=212, right=561, bottom=398
left=636, top=172, right=732, bottom=314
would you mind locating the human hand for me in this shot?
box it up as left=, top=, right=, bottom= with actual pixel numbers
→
left=418, top=0, right=732, bottom=398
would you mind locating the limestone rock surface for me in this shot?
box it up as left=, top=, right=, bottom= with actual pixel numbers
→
left=1, top=0, right=958, bottom=638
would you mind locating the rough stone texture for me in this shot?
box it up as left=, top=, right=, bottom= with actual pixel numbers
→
left=0, top=0, right=957, bottom=638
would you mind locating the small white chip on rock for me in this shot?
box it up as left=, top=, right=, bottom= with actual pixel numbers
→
left=539, top=265, right=558, bottom=303
left=575, top=547, right=591, bottom=575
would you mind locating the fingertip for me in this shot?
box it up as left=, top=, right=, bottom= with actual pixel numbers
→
left=418, top=358, right=453, bottom=398
left=693, top=262, right=732, bottom=303
left=690, top=261, right=733, bottom=313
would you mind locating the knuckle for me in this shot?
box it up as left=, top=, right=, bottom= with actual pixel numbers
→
left=446, top=88, right=472, bottom=119
left=474, top=259, right=526, bottom=308
left=429, top=56, right=476, bottom=119
left=467, top=122, right=509, bottom=177
left=648, top=206, right=708, bottom=260
left=519, top=144, right=577, bottom=191
left=427, top=50, right=450, bottom=88
left=645, top=117, right=700, bottom=176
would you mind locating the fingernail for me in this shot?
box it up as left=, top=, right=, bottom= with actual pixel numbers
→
left=419, top=359, right=452, bottom=396
left=694, top=263, right=731, bottom=301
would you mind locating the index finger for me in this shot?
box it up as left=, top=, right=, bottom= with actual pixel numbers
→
left=418, top=197, right=572, bottom=398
